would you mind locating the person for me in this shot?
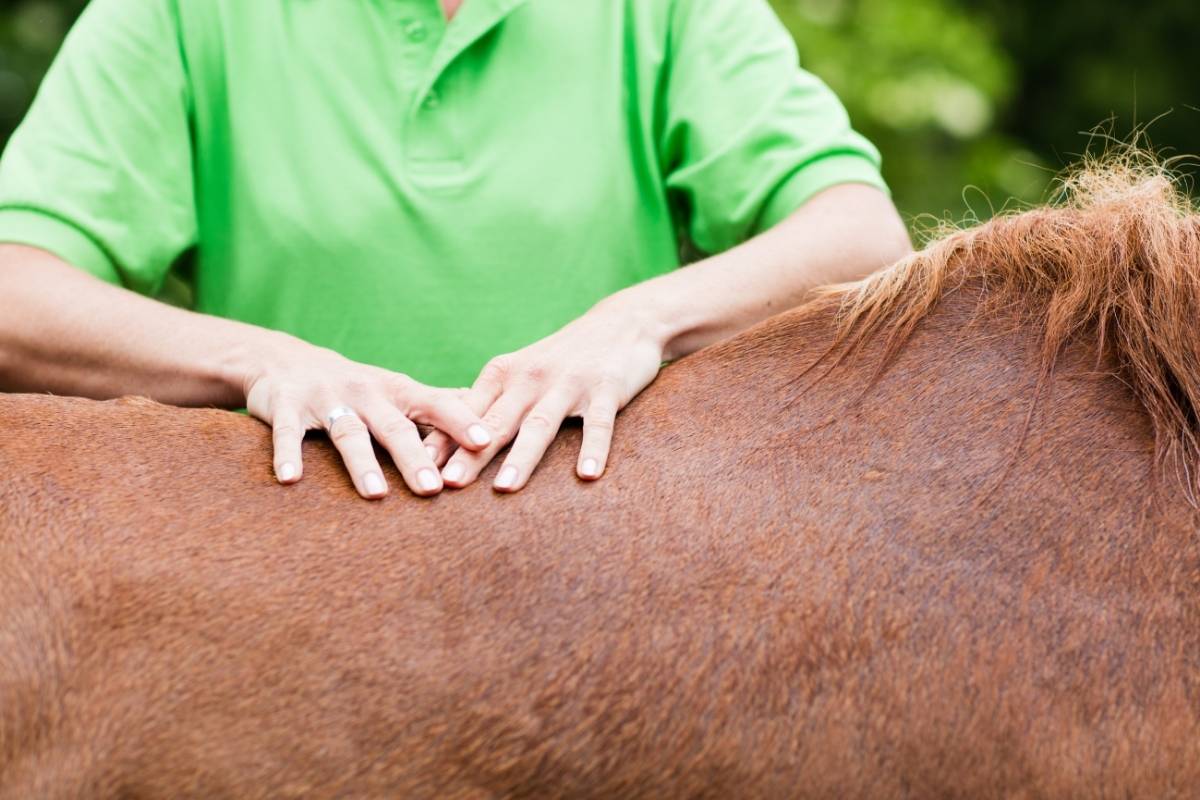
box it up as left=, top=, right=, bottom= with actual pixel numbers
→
left=0, top=0, right=911, bottom=500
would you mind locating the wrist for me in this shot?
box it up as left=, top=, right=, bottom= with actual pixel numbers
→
left=214, top=322, right=305, bottom=402
left=592, top=284, right=676, bottom=356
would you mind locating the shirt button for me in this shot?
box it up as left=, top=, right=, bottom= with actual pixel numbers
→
left=403, top=19, right=429, bottom=42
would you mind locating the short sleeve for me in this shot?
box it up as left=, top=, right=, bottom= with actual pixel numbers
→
left=660, top=0, right=887, bottom=255
left=0, top=0, right=196, bottom=294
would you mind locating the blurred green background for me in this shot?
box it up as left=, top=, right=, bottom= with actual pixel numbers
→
left=0, top=0, right=1196, bottom=232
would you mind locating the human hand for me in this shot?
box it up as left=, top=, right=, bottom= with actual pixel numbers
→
left=244, top=337, right=493, bottom=499
left=423, top=298, right=665, bottom=492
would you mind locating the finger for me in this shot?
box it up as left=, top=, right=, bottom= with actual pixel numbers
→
left=493, top=393, right=574, bottom=493
left=325, top=408, right=389, bottom=500
left=422, top=430, right=456, bottom=468
left=363, top=403, right=443, bottom=497
left=408, top=386, right=493, bottom=453
left=421, top=387, right=480, bottom=467
left=272, top=405, right=305, bottom=485
left=577, top=394, right=619, bottom=481
left=470, top=358, right=509, bottom=410
left=441, top=389, right=536, bottom=488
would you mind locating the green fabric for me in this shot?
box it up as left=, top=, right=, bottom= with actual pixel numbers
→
left=0, top=0, right=886, bottom=388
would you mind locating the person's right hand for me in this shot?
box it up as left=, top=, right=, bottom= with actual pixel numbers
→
left=244, top=338, right=492, bottom=499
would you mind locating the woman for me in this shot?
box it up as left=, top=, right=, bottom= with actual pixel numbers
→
left=0, top=0, right=911, bottom=500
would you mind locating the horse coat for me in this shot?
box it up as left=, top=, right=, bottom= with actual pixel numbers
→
left=1, top=159, right=1198, bottom=798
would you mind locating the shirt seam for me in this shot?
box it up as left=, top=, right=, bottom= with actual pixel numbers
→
left=0, top=204, right=120, bottom=267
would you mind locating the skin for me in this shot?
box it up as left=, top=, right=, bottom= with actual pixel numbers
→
left=0, top=3, right=910, bottom=501
left=0, top=184, right=908, bottom=500
left=2, top=277, right=1197, bottom=798
left=426, top=184, right=911, bottom=493
left=5, top=157, right=1194, bottom=799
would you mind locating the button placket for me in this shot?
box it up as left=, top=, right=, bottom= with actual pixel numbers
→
left=388, top=4, right=439, bottom=97
left=399, top=0, right=533, bottom=176
left=389, top=1, right=452, bottom=168
left=402, top=18, right=429, bottom=43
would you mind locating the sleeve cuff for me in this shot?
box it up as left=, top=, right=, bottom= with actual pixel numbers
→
left=0, top=208, right=121, bottom=284
left=755, top=153, right=891, bottom=236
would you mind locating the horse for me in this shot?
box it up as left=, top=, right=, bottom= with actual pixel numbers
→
left=2, top=157, right=1198, bottom=798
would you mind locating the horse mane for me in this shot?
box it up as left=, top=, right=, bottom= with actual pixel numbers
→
left=826, top=150, right=1200, bottom=500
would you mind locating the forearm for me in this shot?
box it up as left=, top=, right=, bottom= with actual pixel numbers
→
left=0, top=244, right=280, bottom=407
left=425, top=185, right=911, bottom=491
left=0, top=244, right=492, bottom=499
left=609, top=183, right=912, bottom=361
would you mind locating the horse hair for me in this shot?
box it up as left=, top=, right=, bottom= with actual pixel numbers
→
left=827, top=150, right=1200, bottom=502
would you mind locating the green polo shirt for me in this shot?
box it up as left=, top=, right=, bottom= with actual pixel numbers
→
left=0, top=0, right=886, bottom=388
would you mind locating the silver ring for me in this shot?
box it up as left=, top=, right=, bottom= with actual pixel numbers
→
left=325, top=406, right=359, bottom=430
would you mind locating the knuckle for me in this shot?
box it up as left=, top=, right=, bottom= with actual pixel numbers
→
left=375, top=416, right=417, bottom=441
left=308, top=387, right=339, bottom=414
left=522, top=412, right=558, bottom=433
left=330, top=419, right=369, bottom=444
left=586, top=415, right=615, bottom=434
left=521, top=364, right=549, bottom=385
left=555, top=371, right=586, bottom=394
left=482, top=412, right=517, bottom=438
left=341, top=378, right=370, bottom=399
left=481, top=356, right=513, bottom=384
left=398, top=399, right=426, bottom=420
left=594, top=372, right=625, bottom=392
left=385, top=373, right=416, bottom=398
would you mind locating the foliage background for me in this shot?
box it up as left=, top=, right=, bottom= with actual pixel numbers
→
left=0, top=0, right=1196, bottom=234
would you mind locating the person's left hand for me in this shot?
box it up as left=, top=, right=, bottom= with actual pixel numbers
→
left=423, top=297, right=665, bottom=492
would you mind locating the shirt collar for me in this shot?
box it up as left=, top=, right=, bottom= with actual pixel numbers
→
left=420, top=0, right=532, bottom=94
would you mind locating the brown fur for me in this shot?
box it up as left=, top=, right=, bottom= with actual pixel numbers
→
left=832, top=152, right=1200, bottom=502
left=2, top=159, right=1199, bottom=798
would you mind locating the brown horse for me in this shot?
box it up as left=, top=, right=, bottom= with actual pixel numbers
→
left=2, top=158, right=1199, bottom=798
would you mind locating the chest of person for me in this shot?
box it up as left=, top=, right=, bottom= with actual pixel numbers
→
left=177, top=0, right=673, bottom=253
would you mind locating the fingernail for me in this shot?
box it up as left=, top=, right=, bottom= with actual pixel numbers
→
left=277, top=462, right=296, bottom=482
left=418, top=468, right=440, bottom=492
left=580, top=458, right=599, bottom=478
left=495, top=465, right=518, bottom=490
left=443, top=462, right=465, bottom=483
left=468, top=424, right=492, bottom=446
left=364, top=472, right=386, bottom=496
left=425, top=445, right=439, bottom=461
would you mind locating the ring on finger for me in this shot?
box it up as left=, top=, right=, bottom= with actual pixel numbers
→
left=326, top=405, right=360, bottom=430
